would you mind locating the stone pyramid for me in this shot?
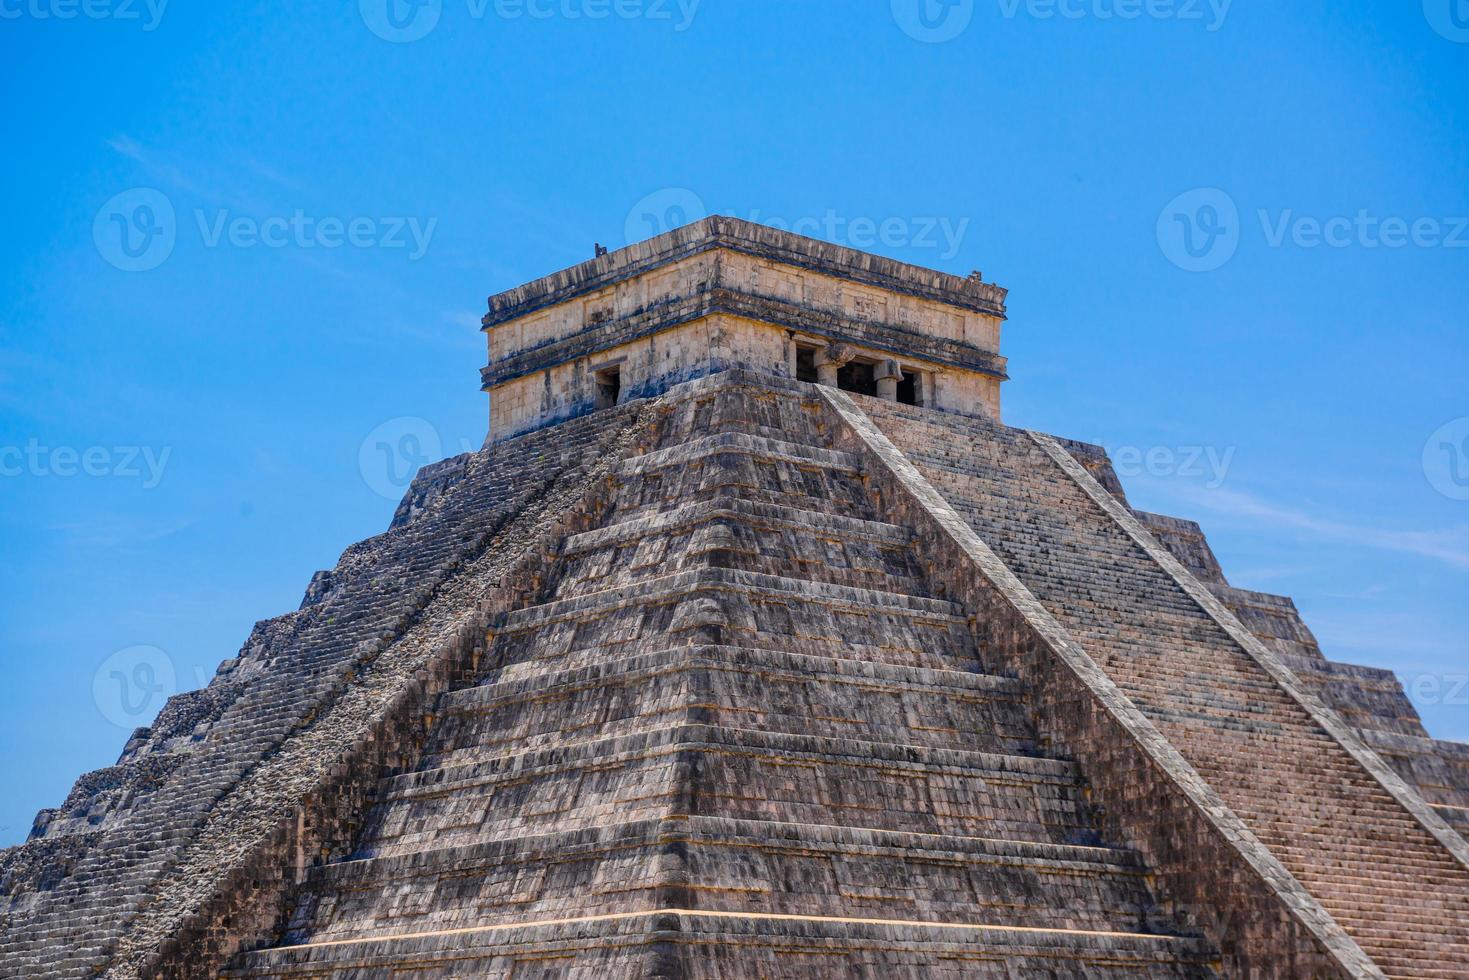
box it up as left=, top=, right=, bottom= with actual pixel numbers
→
left=3, top=218, right=1467, bottom=979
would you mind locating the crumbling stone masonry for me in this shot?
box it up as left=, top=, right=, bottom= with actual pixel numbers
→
left=3, top=218, right=1467, bottom=978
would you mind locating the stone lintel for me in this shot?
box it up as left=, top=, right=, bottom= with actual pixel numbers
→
left=478, top=287, right=1010, bottom=391
left=482, top=215, right=1007, bottom=328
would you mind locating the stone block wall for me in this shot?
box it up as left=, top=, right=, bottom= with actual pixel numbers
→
left=225, top=370, right=1218, bottom=979
left=10, top=367, right=1466, bottom=979
left=481, top=217, right=1008, bottom=442
left=841, top=390, right=1469, bottom=978
left=0, top=398, right=661, bottom=980
left=819, top=387, right=1367, bottom=979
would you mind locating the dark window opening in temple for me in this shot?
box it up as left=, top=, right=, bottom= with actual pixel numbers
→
left=595, top=366, right=621, bottom=409
left=897, top=370, right=921, bottom=406
left=837, top=360, right=877, bottom=397
left=795, top=345, right=819, bottom=383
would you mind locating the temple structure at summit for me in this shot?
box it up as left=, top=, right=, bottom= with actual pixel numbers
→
left=3, top=217, right=1467, bottom=979
left=479, top=217, right=1008, bottom=441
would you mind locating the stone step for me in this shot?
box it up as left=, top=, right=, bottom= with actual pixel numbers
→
left=1277, top=654, right=1431, bottom=738
left=425, top=645, right=1035, bottom=765
left=495, top=633, right=986, bottom=681
left=503, top=568, right=964, bottom=630
left=653, top=377, right=832, bottom=448
left=861, top=399, right=1469, bottom=976
left=490, top=567, right=981, bottom=673
left=552, top=492, right=929, bottom=599
left=551, top=498, right=927, bottom=600
left=355, top=724, right=1101, bottom=860
left=616, top=431, right=863, bottom=477
left=281, top=816, right=1172, bottom=947
left=561, top=496, right=913, bottom=557
left=607, top=430, right=875, bottom=522
left=1357, top=729, right=1469, bottom=810
left=226, top=909, right=1218, bottom=978
left=1437, top=804, right=1469, bottom=837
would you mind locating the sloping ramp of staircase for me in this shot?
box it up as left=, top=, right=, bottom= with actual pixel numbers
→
left=1132, top=505, right=1469, bottom=846
left=0, top=402, right=656, bottom=980
left=856, top=394, right=1469, bottom=979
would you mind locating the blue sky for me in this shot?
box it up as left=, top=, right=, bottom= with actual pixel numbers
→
left=1, top=1, right=1466, bottom=845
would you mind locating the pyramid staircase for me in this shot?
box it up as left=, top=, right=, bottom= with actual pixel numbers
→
left=858, top=396, right=1469, bottom=980
left=227, top=379, right=1218, bottom=978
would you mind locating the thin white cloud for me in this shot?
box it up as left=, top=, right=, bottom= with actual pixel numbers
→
left=106, top=135, right=283, bottom=215
left=46, top=516, right=198, bottom=551
left=1223, top=564, right=1318, bottom=585
left=239, top=155, right=307, bottom=193
left=106, top=135, right=214, bottom=200
left=1306, top=608, right=1465, bottom=668
left=1164, top=484, right=1469, bottom=571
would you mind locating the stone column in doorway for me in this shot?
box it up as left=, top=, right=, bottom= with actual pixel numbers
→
left=876, top=359, right=903, bottom=401
left=816, top=343, right=857, bottom=388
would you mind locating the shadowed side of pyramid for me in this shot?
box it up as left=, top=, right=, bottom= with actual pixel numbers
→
left=227, top=374, right=1218, bottom=978
left=0, top=399, right=661, bottom=980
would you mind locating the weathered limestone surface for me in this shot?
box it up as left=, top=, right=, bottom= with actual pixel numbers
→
left=0, top=400, right=659, bottom=979
left=856, top=393, right=1469, bottom=978
left=1129, top=501, right=1469, bottom=840
left=1034, top=440, right=1469, bottom=849
left=6, top=219, right=1466, bottom=979
left=481, top=217, right=1009, bottom=441
left=223, top=374, right=1218, bottom=979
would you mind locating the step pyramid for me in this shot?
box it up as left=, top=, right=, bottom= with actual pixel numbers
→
left=4, top=218, right=1467, bottom=979
left=224, top=377, right=1218, bottom=978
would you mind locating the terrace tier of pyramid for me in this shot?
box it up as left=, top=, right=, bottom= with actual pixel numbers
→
left=227, top=378, right=1217, bottom=978
left=860, top=397, right=1469, bottom=979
